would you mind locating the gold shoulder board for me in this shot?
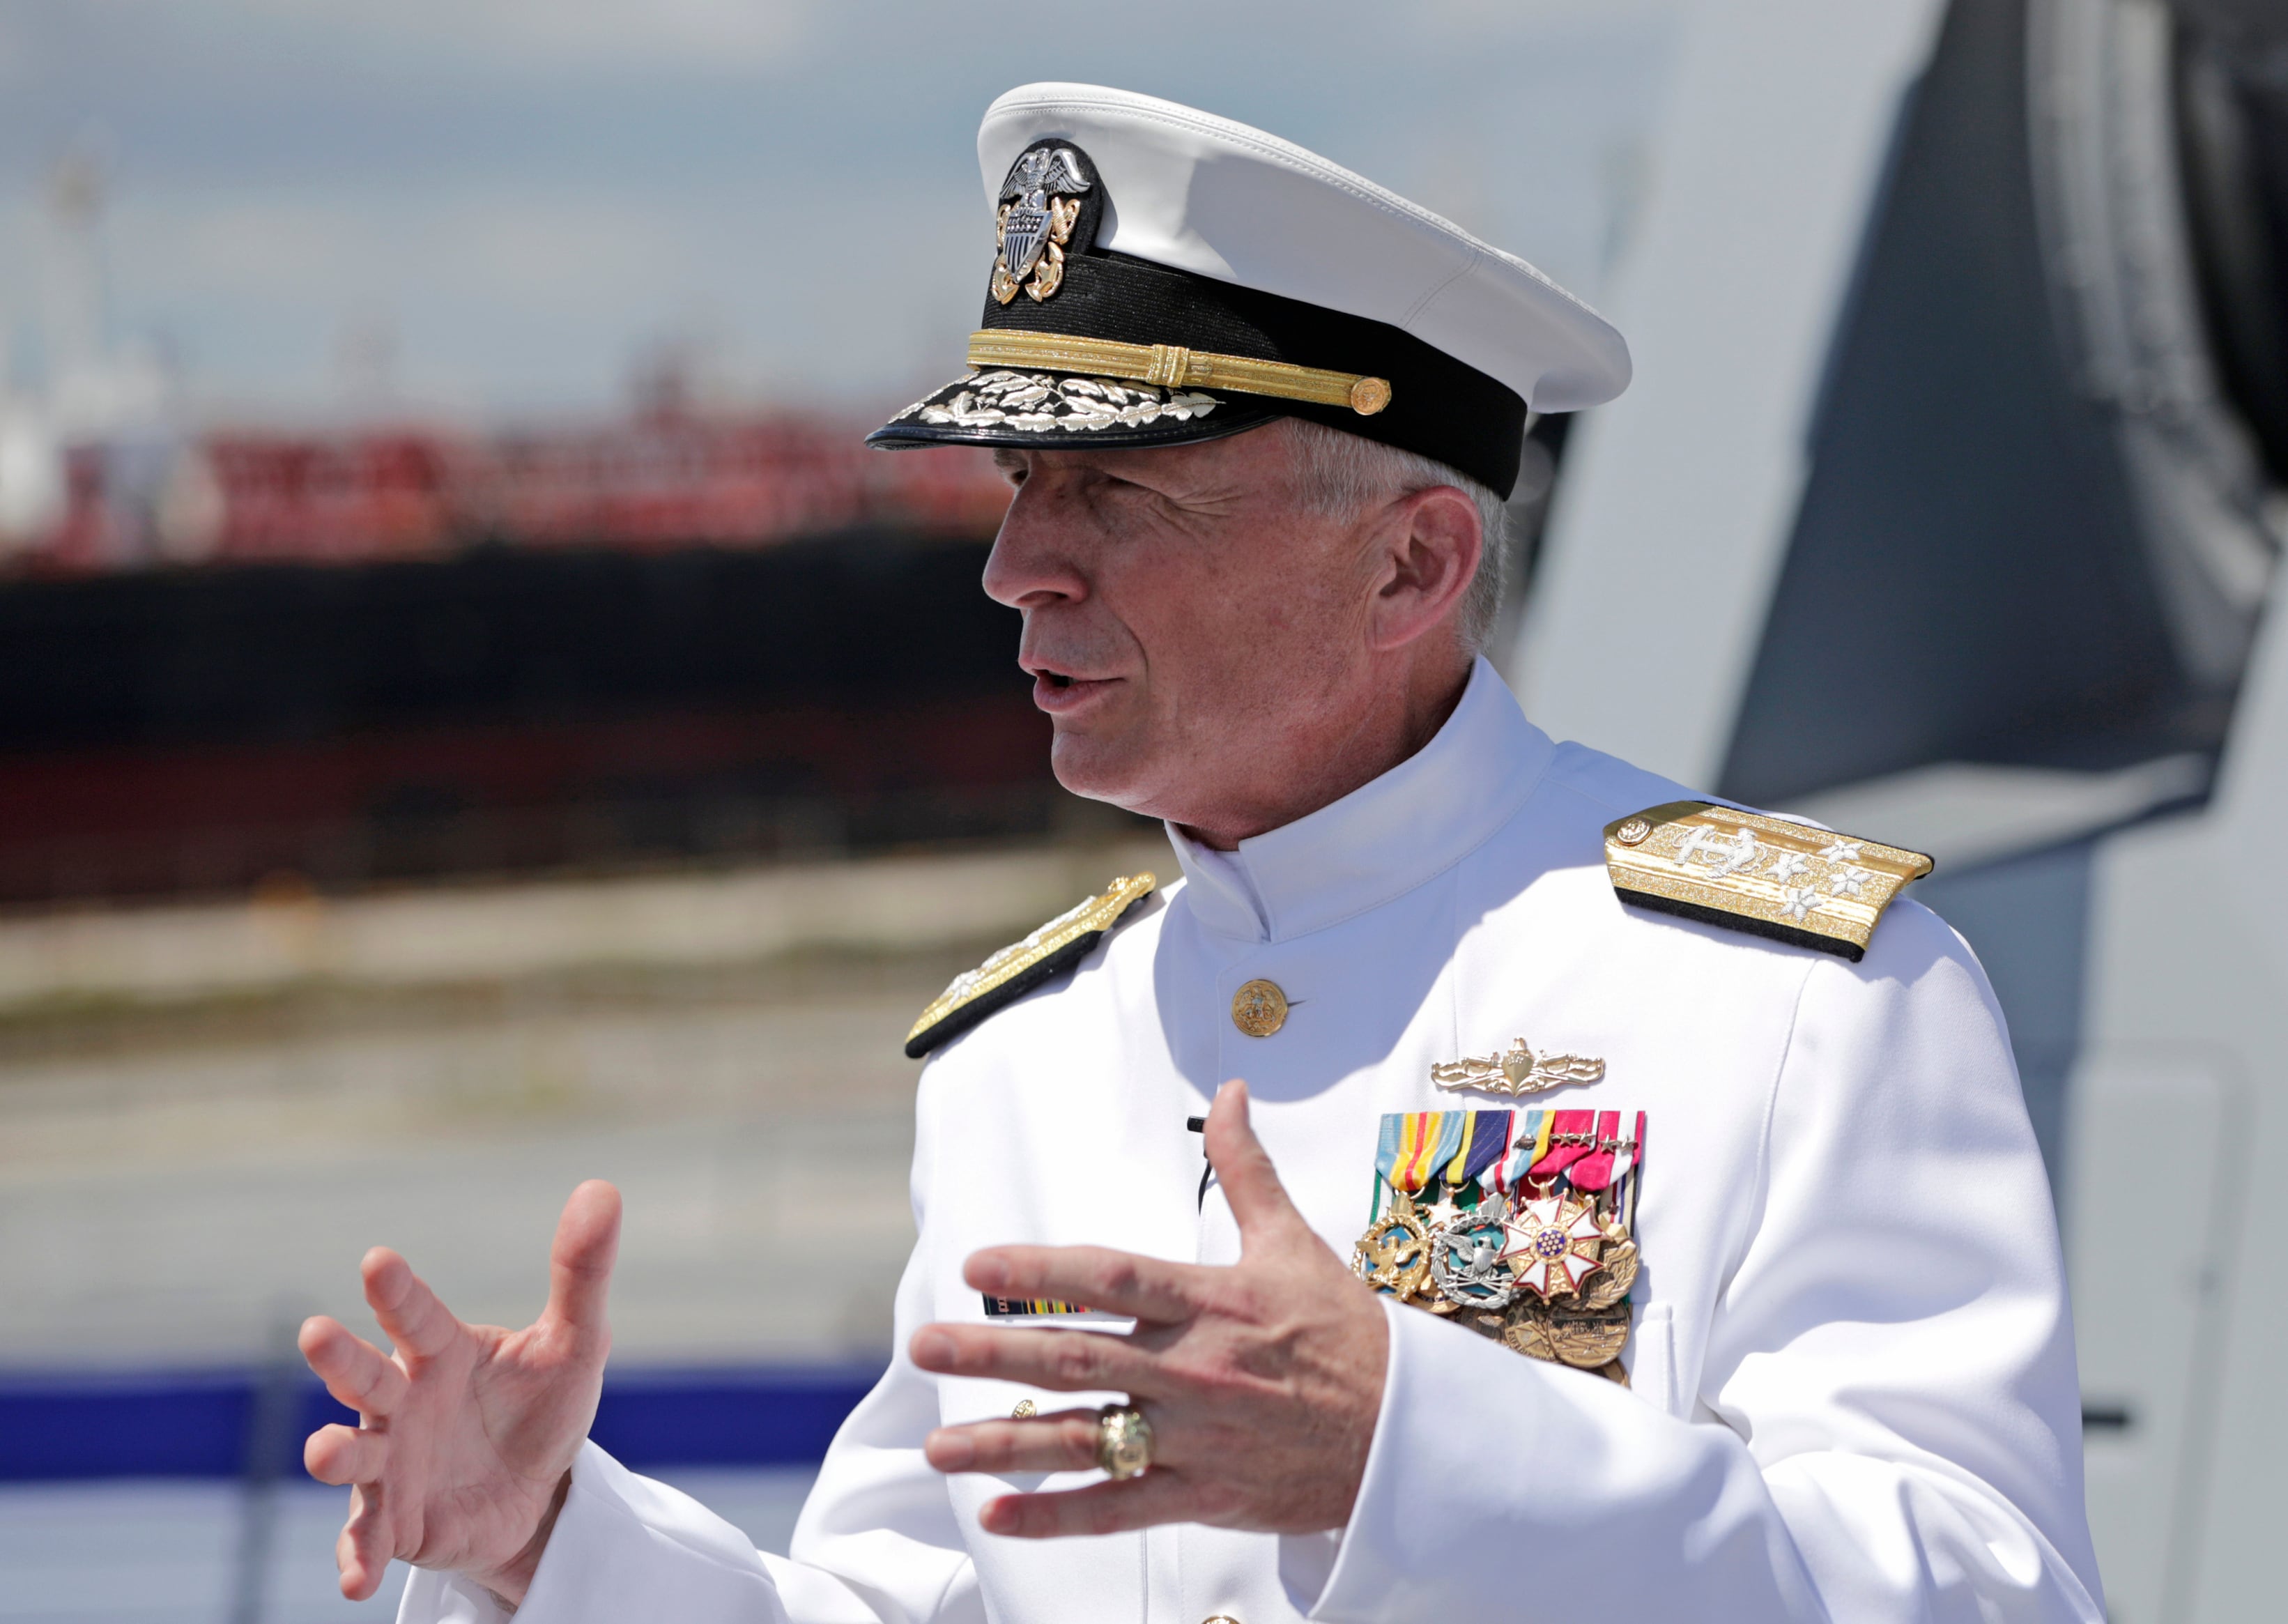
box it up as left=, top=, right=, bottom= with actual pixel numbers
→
left=1605, top=802, right=1931, bottom=963
left=905, top=873, right=1157, bottom=1059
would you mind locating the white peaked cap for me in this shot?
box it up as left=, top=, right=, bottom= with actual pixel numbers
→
left=976, top=83, right=1631, bottom=414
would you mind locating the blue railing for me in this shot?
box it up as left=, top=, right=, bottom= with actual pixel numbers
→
left=0, top=1365, right=885, bottom=1482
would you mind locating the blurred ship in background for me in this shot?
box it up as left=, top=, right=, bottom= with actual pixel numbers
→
left=0, top=227, right=1050, bottom=906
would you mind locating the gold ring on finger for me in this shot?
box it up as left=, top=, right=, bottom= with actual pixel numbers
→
left=1094, top=1402, right=1153, bottom=1480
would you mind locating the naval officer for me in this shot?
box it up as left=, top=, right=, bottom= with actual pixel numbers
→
left=298, top=84, right=2106, bottom=1623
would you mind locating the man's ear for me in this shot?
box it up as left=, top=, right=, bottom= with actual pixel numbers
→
left=1365, top=484, right=1483, bottom=653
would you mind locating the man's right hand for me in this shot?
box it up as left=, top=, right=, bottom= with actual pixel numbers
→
left=298, top=1179, right=622, bottom=1606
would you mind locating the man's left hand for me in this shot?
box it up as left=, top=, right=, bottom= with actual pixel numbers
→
left=911, top=1078, right=1388, bottom=1538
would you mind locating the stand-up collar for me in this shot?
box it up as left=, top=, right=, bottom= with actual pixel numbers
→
left=1167, top=658, right=1556, bottom=943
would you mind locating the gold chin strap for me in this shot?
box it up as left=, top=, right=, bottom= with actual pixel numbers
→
left=965, top=330, right=1392, bottom=416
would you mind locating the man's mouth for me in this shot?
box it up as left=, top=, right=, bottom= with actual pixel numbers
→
left=1024, top=657, right=1091, bottom=687
left=1024, top=661, right=1114, bottom=712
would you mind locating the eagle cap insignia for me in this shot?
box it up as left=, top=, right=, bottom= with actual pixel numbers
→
left=992, top=141, right=1096, bottom=305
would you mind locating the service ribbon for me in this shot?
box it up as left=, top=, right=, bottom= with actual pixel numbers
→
left=1570, top=1109, right=1626, bottom=1192
left=1591, top=1110, right=1648, bottom=1223
left=1445, top=1110, right=1515, bottom=1187
left=1620, top=1110, right=1646, bottom=1227
left=1487, top=1108, right=1551, bottom=1197
left=982, top=1296, right=1096, bottom=1317
left=1527, top=1108, right=1599, bottom=1184
left=1378, top=1111, right=1468, bottom=1193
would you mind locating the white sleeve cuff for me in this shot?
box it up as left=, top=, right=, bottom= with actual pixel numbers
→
left=394, top=1441, right=808, bottom=1624
left=1285, top=1296, right=1422, bottom=1622
left=396, top=1564, right=514, bottom=1624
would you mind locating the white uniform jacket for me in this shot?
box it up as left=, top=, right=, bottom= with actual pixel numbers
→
left=403, top=659, right=2105, bottom=1624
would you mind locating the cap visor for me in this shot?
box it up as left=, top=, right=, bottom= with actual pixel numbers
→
left=866, top=368, right=1275, bottom=453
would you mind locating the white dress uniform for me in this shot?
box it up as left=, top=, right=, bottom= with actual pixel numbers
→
left=400, top=660, right=2106, bottom=1624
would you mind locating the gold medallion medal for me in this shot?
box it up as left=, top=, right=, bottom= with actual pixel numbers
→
left=1502, top=1295, right=1634, bottom=1370
left=1576, top=1223, right=1638, bottom=1311
left=1351, top=1188, right=1433, bottom=1303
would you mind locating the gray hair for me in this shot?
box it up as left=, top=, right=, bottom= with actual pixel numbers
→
left=1277, top=418, right=1509, bottom=654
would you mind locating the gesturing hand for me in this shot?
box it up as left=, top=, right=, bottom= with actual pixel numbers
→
left=912, top=1079, right=1389, bottom=1538
left=298, top=1180, right=622, bottom=1605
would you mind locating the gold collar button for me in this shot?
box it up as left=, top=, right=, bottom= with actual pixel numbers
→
left=1231, top=979, right=1288, bottom=1037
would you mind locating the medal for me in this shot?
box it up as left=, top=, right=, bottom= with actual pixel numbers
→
left=1356, top=1109, right=1514, bottom=1296
left=1497, top=1190, right=1605, bottom=1299
left=1358, top=1107, right=1648, bottom=1381
left=1576, top=1224, right=1638, bottom=1310
left=1501, top=1295, right=1634, bottom=1370
left=1352, top=1188, right=1434, bottom=1301
left=1429, top=1197, right=1519, bottom=1312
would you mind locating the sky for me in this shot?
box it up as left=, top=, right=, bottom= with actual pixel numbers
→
left=0, top=0, right=1684, bottom=426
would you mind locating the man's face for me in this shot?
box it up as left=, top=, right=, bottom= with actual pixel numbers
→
left=981, top=423, right=1387, bottom=834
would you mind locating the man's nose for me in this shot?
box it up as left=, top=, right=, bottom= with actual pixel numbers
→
left=981, top=479, right=1088, bottom=610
